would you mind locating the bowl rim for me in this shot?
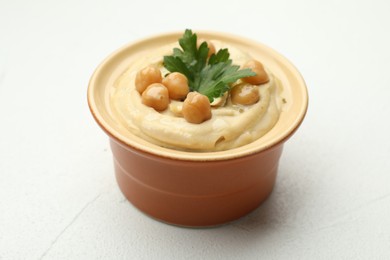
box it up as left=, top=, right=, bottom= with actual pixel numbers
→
left=87, top=30, right=308, bottom=161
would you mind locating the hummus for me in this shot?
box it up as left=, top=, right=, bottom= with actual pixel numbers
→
left=110, top=41, right=284, bottom=151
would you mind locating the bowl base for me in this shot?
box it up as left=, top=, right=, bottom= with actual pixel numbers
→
left=113, top=155, right=279, bottom=227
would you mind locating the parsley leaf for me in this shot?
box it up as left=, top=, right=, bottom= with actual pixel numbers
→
left=163, top=29, right=256, bottom=102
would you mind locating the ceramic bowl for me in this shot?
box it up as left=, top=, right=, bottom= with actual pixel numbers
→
left=88, top=31, right=308, bottom=227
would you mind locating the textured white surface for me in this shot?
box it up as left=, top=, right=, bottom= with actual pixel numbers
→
left=1, top=0, right=390, bottom=259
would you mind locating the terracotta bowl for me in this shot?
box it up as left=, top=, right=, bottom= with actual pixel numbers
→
left=87, top=31, right=308, bottom=227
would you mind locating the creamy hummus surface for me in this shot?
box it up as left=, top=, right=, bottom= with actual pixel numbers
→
left=110, top=41, right=284, bottom=151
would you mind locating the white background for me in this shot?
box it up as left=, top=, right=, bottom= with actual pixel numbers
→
left=1, top=0, right=390, bottom=259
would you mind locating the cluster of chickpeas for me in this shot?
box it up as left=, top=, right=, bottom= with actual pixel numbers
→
left=231, top=60, right=269, bottom=105
left=135, top=67, right=210, bottom=124
left=134, top=40, right=269, bottom=124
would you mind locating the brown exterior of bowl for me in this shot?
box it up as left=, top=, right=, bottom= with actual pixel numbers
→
left=88, top=31, right=308, bottom=227
left=111, top=138, right=283, bottom=227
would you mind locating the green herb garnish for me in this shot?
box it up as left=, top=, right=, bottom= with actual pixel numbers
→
left=163, top=29, right=256, bottom=102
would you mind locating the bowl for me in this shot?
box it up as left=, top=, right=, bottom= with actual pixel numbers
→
left=87, top=31, right=308, bottom=227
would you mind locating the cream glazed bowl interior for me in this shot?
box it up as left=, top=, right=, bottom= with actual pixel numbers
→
left=88, top=31, right=308, bottom=227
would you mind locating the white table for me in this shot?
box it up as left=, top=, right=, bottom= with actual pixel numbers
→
left=1, top=0, right=389, bottom=259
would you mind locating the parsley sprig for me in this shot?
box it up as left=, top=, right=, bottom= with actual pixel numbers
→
left=163, top=29, right=256, bottom=102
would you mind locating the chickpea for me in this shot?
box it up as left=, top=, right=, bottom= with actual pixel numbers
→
left=162, top=72, right=189, bottom=100
left=197, top=39, right=216, bottom=57
left=182, top=92, right=212, bottom=124
left=230, top=83, right=260, bottom=105
left=135, top=66, right=162, bottom=94
left=141, top=83, right=169, bottom=111
left=242, top=60, right=269, bottom=85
